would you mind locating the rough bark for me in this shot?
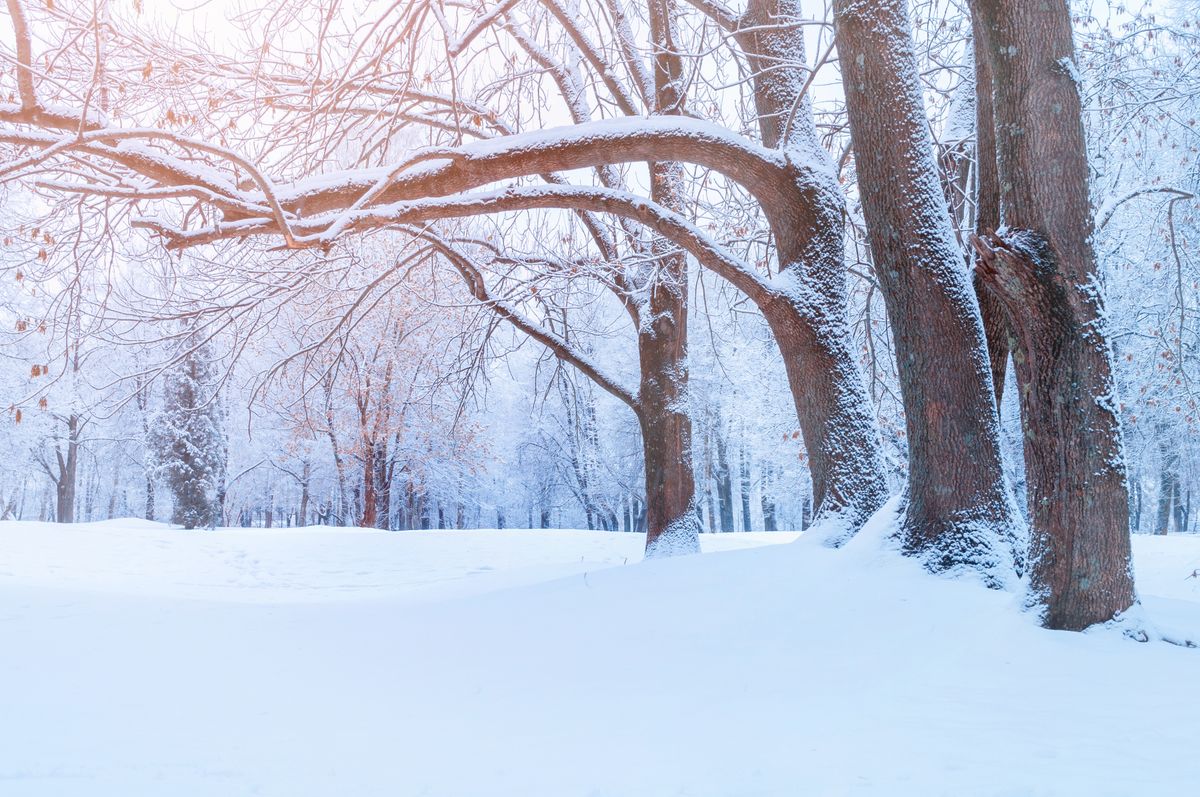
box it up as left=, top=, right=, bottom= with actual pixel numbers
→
left=640, top=0, right=702, bottom=556
left=735, top=0, right=889, bottom=539
left=833, top=0, right=1020, bottom=582
left=972, top=0, right=1135, bottom=629
left=970, top=15, right=1011, bottom=407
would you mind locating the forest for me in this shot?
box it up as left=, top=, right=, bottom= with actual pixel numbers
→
left=1, top=0, right=1199, bottom=627
left=3, top=1, right=1200, bottom=794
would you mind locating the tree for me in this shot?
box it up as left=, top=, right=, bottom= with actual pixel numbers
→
left=154, top=335, right=226, bottom=529
left=832, top=0, right=1022, bottom=583
left=970, top=0, right=1136, bottom=628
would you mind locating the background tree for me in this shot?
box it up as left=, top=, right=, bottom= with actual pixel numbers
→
left=153, top=335, right=226, bottom=529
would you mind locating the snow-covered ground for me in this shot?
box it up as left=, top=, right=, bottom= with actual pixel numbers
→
left=2, top=512, right=1198, bottom=796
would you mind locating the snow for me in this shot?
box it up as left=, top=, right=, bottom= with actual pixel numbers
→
left=2, top=513, right=1199, bottom=796
left=0, top=519, right=788, bottom=605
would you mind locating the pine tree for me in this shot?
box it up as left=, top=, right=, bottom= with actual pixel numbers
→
left=153, top=337, right=227, bottom=529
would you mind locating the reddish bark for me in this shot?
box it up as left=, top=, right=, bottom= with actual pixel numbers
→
left=972, top=0, right=1135, bottom=629
left=700, top=0, right=891, bottom=539
left=970, top=13, right=1011, bottom=407
left=832, top=0, right=1019, bottom=580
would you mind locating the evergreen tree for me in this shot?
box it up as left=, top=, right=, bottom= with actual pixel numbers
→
left=153, top=337, right=227, bottom=529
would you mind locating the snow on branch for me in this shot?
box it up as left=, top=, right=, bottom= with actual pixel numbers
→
left=134, top=183, right=772, bottom=302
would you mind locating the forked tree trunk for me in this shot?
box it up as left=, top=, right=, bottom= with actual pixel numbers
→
left=832, top=0, right=1020, bottom=582
left=971, top=0, right=1135, bottom=629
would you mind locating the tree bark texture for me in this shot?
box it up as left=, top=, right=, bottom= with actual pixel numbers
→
left=640, top=0, right=701, bottom=556
left=736, top=0, right=889, bottom=540
left=833, top=0, right=1020, bottom=582
left=970, top=14, right=1012, bottom=408
left=971, top=0, right=1135, bottom=629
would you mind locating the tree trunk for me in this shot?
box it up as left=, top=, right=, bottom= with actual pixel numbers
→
left=297, top=460, right=310, bottom=526
left=739, top=442, right=752, bottom=532
left=832, top=0, right=1020, bottom=583
left=972, top=0, right=1135, bottom=628
left=144, top=472, right=155, bottom=521
left=373, top=442, right=390, bottom=530
left=420, top=490, right=431, bottom=530
left=1132, top=475, right=1142, bottom=533
left=735, top=0, right=889, bottom=541
left=638, top=0, right=701, bottom=556
left=970, top=16, right=1012, bottom=408
left=360, top=440, right=377, bottom=528
left=704, top=414, right=719, bottom=533
left=1155, top=464, right=1175, bottom=536
left=761, top=463, right=777, bottom=532
left=55, top=414, right=80, bottom=524
left=714, top=431, right=735, bottom=533
left=105, top=467, right=119, bottom=519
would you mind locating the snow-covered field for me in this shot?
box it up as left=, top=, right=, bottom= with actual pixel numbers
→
left=2, top=512, right=1198, bottom=796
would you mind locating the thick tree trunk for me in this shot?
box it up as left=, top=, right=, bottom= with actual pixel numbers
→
left=972, top=0, right=1135, bottom=629
left=736, top=0, right=889, bottom=541
left=832, top=0, right=1020, bottom=582
left=640, top=0, right=701, bottom=556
